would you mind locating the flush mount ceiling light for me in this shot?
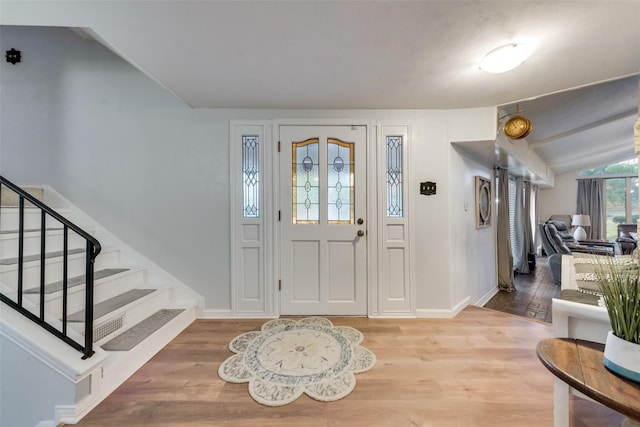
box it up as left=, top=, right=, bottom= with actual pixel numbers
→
left=479, top=43, right=533, bottom=73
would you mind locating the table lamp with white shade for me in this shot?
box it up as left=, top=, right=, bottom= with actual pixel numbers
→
left=572, top=214, right=591, bottom=241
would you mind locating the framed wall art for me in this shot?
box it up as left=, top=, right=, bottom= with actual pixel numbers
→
left=475, top=176, right=492, bottom=229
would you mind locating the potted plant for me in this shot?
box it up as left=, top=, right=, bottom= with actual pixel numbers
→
left=594, top=254, right=640, bottom=383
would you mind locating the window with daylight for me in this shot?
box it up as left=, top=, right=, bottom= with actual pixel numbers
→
left=581, top=158, right=638, bottom=240
left=508, top=176, right=517, bottom=259
left=242, top=135, right=259, bottom=218
left=327, top=138, right=355, bottom=224
left=604, top=176, right=638, bottom=240
left=386, top=136, right=403, bottom=217
left=292, top=138, right=320, bottom=224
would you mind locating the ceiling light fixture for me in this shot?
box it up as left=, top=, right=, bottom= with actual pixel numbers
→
left=479, top=43, right=533, bottom=73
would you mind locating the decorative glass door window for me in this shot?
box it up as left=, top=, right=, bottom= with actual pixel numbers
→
left=292, top=138, right=320, bottom=224
left=242, top=135, right=259, bottom=218
left=386, top=136, right=403, bottom=218
left=291, top=137, right=355, bottom=224
left=327, top=138, right=354, bottom=224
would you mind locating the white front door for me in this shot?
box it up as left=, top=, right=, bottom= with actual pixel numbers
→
left=279, top=125, right=367, bottom=315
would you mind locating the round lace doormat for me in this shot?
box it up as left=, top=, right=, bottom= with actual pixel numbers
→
left=218, top=317, right=376, bottom=406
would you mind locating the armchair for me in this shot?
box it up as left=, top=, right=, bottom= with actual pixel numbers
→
left=616, top=223, right=638, bottom=255
left=538, top=223, right=563, bottom=285
left=546, top=220, right=576, bottom=245
left=539, top=220, right=613, bottom=285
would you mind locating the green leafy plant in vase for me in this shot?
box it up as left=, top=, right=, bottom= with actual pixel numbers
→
left=593, top=251, right=640, bottom=383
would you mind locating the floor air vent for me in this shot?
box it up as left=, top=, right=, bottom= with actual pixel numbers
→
left=94, top=314, right=125, bottom=342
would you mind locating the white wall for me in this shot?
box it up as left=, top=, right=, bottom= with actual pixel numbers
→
left=1, top=26, right=497, bottom=313
left=1, top=25, right=234, bottom=309
left=410, top=114, right=452, bottom=310
left=1, top=334, right=74, bottom=427
left=447, top=109, right=499, bottom=308
left=539, top=170, right=580, bottom=222
left=450, top=155, right=496, bottom=306
left=0, top=26, right=56, bottom=182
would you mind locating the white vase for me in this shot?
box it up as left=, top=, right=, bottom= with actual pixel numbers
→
left=603, top=331, right=640, bottom=383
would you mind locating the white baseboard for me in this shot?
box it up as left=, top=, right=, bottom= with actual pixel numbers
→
left=475, top=286, right=499, bottom=307
left=54, top=390, right=103, bottom=425
left=34, top=421, right=55, bottom=427
left=199, top=309, right=278, bottom=319
left=415, top=297, right=470, bottom=319
left=55, top=404, right=79, bottom=424
left=368, top=313, right=416, bottom=319
left=199, top=309, right=232, bottom=319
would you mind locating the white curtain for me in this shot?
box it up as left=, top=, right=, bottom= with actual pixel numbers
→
left=512, top=177, right=538, bottom=274
left=530, top=183, right=539, bottom=255
left=513, top=178, right=535, bottom=274
left=497, top=168, right=515, bottom=290
left=513, top=177, right=528, bottom=273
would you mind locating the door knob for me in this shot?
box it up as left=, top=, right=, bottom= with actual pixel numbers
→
left=357, top=230, right=365, bottom=237
left=357, top=218, right=364, bottom=225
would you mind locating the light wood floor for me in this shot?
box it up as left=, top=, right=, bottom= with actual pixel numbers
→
left=71, top=306, right=623, bottom=427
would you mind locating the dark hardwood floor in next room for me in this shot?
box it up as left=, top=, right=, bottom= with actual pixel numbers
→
left=484, top=256, right=560, bottom=323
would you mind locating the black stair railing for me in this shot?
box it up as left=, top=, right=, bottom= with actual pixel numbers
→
left=0, top=176, right=101, bottom=359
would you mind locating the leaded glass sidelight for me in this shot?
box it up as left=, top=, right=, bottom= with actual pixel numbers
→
left=327, top=138, right=354, bottom=224
left=242, top=135, right=259, bottom=218
left=386, top=136, right=403, bottom=218
left=292, top=138, right=319, bottom=224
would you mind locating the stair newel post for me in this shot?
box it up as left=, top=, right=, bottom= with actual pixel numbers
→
left=83, top=240, right=96, bottom=359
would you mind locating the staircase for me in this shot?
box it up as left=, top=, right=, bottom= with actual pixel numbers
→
left=0, top=179, right=203, bottom=427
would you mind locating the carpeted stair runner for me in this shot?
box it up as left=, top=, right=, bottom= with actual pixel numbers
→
left=102, top=309, right=184, bottom=351
left=24, top=268, right=129, bottom=294
left=67, top=288, right=156, bottom=322
left=0, top=248, right=85, bottom=265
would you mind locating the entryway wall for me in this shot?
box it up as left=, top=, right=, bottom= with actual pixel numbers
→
left=2, top=26, right=499, bottom=319
left=230, top=120, right=414, bottom=318
left=228, top=112, right=498, bottom=318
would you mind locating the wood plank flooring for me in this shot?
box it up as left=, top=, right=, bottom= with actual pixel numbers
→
left=70, top=305, right=623, bottom=427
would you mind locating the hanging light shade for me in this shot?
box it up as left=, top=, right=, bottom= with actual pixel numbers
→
left=479, top=43, right=533, bottom=73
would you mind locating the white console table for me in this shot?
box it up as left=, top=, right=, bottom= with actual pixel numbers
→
left=551, top=254, right=612, bottom=427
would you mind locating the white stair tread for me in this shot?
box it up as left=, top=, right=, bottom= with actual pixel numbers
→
left=24, top=268, right=130, bottom=294
left=67, top=288, right=156, bottom=322
left=101, top=309, right=184, bottom=351
left=0, top=227, right=63, bottom=235
left=0, top=248, right=85, bottom=265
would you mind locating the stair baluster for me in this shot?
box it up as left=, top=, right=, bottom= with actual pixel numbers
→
left=0, top=175, right=101, bottom=359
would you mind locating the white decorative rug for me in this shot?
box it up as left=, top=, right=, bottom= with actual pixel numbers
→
left=218, top=317, right=376, bottom=406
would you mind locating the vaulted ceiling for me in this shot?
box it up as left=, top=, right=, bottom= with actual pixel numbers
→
left=2, top=1, right=639, bottom=178
left=500, top=75, right=638, bottom=176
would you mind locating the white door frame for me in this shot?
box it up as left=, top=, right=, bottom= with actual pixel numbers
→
left=230, top=119, right=414, bottom=318
left=277, top=124, right=368, bottom=315
left=272, top=120, right=378, bottom=316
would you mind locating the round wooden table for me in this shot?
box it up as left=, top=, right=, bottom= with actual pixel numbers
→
left=537, top=338, right=640, bottom=426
